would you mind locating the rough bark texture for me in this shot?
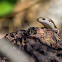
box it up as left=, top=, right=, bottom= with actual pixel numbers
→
left=0, top=27, right=62, bottom=62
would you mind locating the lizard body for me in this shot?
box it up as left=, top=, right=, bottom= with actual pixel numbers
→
left=37, top=17, right=59, bottom=33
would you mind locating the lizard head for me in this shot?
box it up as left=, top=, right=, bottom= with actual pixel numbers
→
left=37, top=17, right=57, bottom=29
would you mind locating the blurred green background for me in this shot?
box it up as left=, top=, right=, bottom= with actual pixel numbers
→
left=0, top=0, right=17, bottom=17
left=0, top=0, right=62, bottom=38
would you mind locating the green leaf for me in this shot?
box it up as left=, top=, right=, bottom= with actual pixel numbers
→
left=0, top=2, right=14, bottom=17
left=0, top=0, right=17, bottom=5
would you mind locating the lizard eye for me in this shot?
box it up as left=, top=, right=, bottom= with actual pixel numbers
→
left=42, top=18, right=45, bottom=20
